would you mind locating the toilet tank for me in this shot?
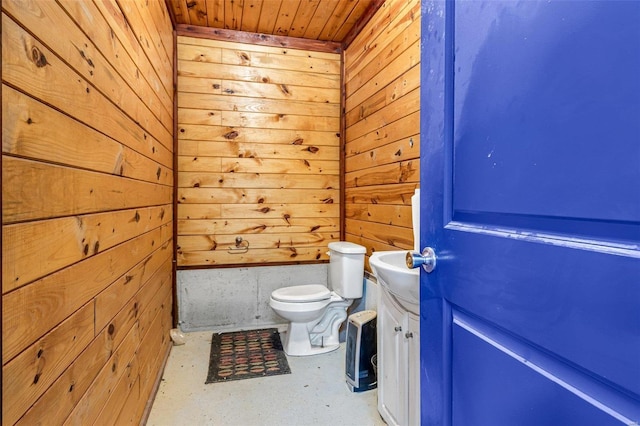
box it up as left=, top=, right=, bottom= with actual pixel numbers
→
left=328, top=242, right=366, bottom=299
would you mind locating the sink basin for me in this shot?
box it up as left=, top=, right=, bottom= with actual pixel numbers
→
left=370, top=251, right=420, bottom=310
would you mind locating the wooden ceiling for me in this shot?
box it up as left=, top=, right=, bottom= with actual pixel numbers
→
left=166, top=0, right=383, bottom=47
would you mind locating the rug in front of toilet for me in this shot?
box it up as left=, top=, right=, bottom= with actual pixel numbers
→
left=206, top=328, right=291, bottom=383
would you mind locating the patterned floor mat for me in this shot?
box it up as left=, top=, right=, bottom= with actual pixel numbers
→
left=206, top=328, right=291, bottom=383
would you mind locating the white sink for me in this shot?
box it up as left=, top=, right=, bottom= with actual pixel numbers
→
left=370, top=251, right=420, bottom=311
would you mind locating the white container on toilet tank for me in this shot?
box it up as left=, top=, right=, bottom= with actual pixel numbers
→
left=269, top=242, right=366, bottom=356
left=411, top=188, right=420, bottom=252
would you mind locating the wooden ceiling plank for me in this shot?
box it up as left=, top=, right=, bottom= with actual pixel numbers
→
left=240, top=0, right=264, bottom=32
left=272, top=0, right=301, bottom=37
left=187, top=0, right=209, bottom=26
left=166, top=0, right=376, bottom=45
left=224, top=0, right=243, bottom=30
left=318, top=0, right=359, bottom=41
left=205, top=0, right=224, bottom=27
left=256, top=0, right=282, bottom=34
left=332, top=0, right=373, bottom=43
left=170, top=0, right=192, bottom=25
left=286, top=0, right=321, bottom=38
left=303, top=0, right=339, bottom=40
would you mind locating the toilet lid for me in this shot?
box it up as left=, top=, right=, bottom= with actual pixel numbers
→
left=271, top=284, right=331, bottom=302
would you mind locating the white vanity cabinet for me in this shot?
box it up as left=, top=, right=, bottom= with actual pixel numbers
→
left=377, top=285, right=421, bottom=426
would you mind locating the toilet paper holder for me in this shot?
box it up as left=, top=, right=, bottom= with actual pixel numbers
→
left=228, top=236, right=249, bottom=254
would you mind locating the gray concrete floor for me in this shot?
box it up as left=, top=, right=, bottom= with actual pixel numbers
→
left=147, top=329, right=386, bottom=426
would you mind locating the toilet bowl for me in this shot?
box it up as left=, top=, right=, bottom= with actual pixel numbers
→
left=269, top=242, right=366, bottom=356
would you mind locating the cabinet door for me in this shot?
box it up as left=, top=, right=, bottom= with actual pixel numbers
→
left=378, top=288, right=408, bottom=426
left=408, top=312, right=421, bottom=426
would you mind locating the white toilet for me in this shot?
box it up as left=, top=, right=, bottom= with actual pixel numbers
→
left=269, top=241, right=366, bottom=356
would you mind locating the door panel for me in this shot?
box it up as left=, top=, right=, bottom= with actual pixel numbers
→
left=452, top=321, right=623, bottom=426
left=445, top=233, right=640, bottom=394
left=420, top=1, right=640, bottom=424
left=452, top=0, right=640, bottom=225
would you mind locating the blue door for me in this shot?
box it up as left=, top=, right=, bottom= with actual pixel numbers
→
left=419, top=1, right=640, bottom=424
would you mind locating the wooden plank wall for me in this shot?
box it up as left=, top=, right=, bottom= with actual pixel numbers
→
left=176, top=36, right=341, bottom=267
left=2, top=0, right=174, bottom=424
left=343, top=0, right=421, bottom=269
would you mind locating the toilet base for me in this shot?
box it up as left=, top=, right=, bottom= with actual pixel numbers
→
left=282, top=321, right=341, bottom=356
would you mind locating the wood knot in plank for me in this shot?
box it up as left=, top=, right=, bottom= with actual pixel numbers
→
left=258, top=207, right=271, bottom=213
left=399, top=161, right=416, bottom=182
left=279, top=84, right=291, bottom=95
left=292, top=138, right=304, bottom=145
left=225, top=163, right=239, bottom=173
left=306, top=146, right=319, bottom=153
left=321, top=197, right=334, bottom=204
left=30, top=46, right=49, bottom=68
left=76, top=46, right=95, bottom=68
left=224, top=130, right=239, bottom=139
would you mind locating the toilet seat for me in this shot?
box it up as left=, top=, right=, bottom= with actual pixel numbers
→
left=271, top=284, right=331, bottom=303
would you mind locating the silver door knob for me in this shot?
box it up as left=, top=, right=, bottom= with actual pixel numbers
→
left=406, top=247, right=437, bottom=273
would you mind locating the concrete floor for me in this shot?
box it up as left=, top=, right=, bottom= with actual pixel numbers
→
left=147, top=329, right=386, bottom=426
